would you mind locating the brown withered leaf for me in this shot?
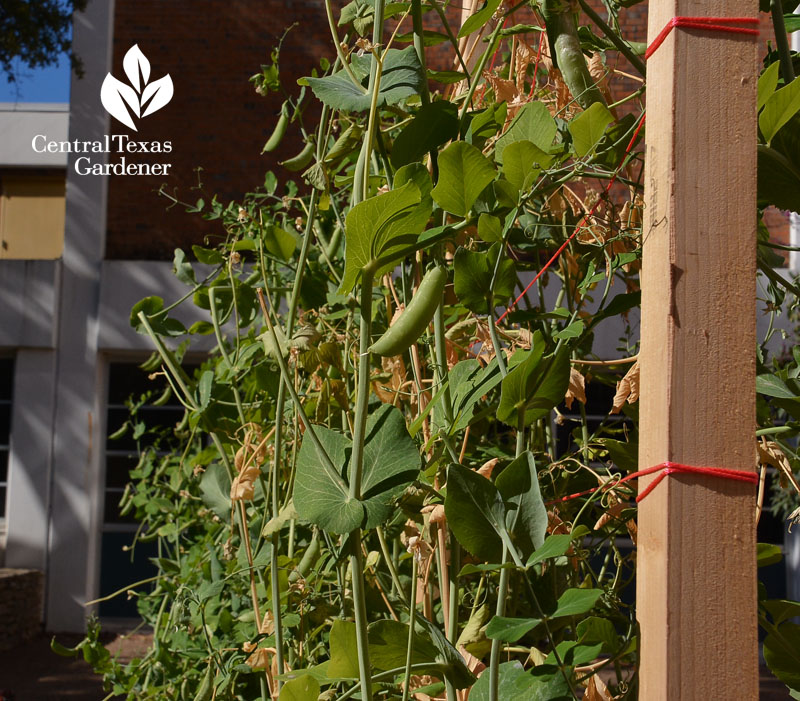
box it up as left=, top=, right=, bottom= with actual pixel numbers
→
left=565, top=368, right=587, bottom=410
left=758, top=438, right=800, bottom=494
left=230, top=463, right=259, bottom=501
left=477, top=458, right=499, bottom=480
left=585, top=674, right=615, bottom=701
left=482, top=71, right=518, bottom=105
left=610, top=360, right=639, bottom=414
left=515, top=38, right=535, bottom=93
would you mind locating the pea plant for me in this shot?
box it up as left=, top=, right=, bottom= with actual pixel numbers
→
left=59, top=0, right=800, bottom=699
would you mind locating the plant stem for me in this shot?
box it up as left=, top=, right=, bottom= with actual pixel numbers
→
left=401, top=555, right=418, bottom=701
left=577, top=0, right=646, bottom=76
left=771, top=0, right=796, bottom=84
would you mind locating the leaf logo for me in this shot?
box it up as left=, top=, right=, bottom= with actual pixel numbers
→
left=101, top=45, right=173, bottom=131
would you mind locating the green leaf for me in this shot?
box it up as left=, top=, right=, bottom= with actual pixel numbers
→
left=495, top=102, right=557, bottom=163
left=415, top=617, right=477, bottom=689
left=763, top=622, right=800, bottom=691
left=468, top=661, right=571, bottom=701
left=293, top=405, right=420, bottom=534
left=466, top=102, right=508, bottom=148
left=173, top=248, right=196, bottom=285
left=328, top=620, right=360, bottom=679
left=552, top=588, right=603, bottom=618
left=199, top=463, right=231, bottom=518
left=452, top=243, right=516, bottom=314
left=501, top=140, right=553, bottom=190
left=368, top=620, right=440, bottom=671
left=396, top=29, right=450, bottom=46
left=339, top=181, right=429, bottom=294
left=306, top=47, right=425, bottom=112
left=197, top=370, right=213, bottom=409
left=279, top=674, right=320, bottom=701
left=428, top=69, right=470, bottom=84
left=485, top=616, right=540, bottom=642
left=757, top=145, right=800, bottom=213
left=458, top=0, right=502, bottom=37
left=478, top=213, right=503, bottom=242
left=192, top=245, right=224, bottom=265
left=432, top=141, right=496, bottom=217
left=759, top=61, right=781, bottom=111
left=576, top=616, right=619, bottom=652
left=263, top=225, right=297, bottom=261
left=568, top=102, right=615, bottom=157
left=130, top=296, right=187, bottom=337
left=495, top=451, right=548, bottom=559
left=526, top=533, right=573, bottom=567
left=544, top=641, right=603, bottom=667
left=391, top=101, right=459, bottom=168
left=761, top=76, right=800, bottom=144
left=757, top=374, right=797, bottom=399
left=445, top=462, right=510, bottom=563
left=456, top=603, right=491, bottom=657
left=497, top=339, right=571, bottom=426
left=758, top=542, right=783, bottom=567
left=554, top=320, right=584, bottom=340
left=786, top=13, right=800, bottom=32
left=197, top=580, right=224, bottom=602
left=446, top=358, right=504, bottom=432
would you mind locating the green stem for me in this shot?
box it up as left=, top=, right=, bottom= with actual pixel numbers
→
left=771, top=0, right=795, bottom=84
left=577, top=0, right=646, bottom=76
left=401, top=555, right=419, bottom=701
left=377, top=526, right=406, bottom=603
left=324, top=0, right=367, bottom=91
left=350, top=531, right=373, bottom=700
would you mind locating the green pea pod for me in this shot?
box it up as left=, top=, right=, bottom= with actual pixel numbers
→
left=370, top=266, right=447, bottom=357
left=280, top=140, right=315, bottom=171
left=192, top=664, right=213, bottom=701
left=289, top=530, right=321, bottom=583
left=262, top=102, right=289, bottom=153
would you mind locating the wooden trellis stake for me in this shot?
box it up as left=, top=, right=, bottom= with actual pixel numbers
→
left=638, top=0, right=759, bottom=698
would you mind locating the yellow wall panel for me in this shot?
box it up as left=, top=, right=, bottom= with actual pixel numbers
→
left=0, top=175, right=66, bottom=260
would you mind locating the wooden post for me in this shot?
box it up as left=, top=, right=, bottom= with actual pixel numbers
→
left=638, top=1, right=759, bottom=698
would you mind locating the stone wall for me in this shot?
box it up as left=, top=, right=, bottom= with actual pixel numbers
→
left=0, top=569, right=43, bottom=650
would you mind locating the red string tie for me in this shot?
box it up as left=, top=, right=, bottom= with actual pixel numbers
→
left=546, top=461, right=758, bottom=506
left=646, top=17, right=760, bottom=59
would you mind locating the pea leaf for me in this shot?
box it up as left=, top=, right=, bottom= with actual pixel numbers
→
left=478, top=213, right=503, bottom=242
left=293, top=405, right=420, bottom=534
left=452, top=243, right=517, bottom=314
left=501, top=140, right=553, bottom=190
left=306, top=47, right=425, bottom=112
left=763, top=623, right=800, bottom=691
left=468, top=661, right=571, bottom=701
left=485, top=616, right=540, bottom=642
left=328, top=620, right=359, bottom=678
left=497, top=338, right=571, bottom=427
left=130, top=295, right=187, bottom=337
left=758, top=61, right=781, bottom=111
left=576, top=616, right=620, bottom=653
left=444, top=358, right=504, bottom=433
left=339, top=181, right=429, bottom=294
left=568, top=102, right=615, bottom=157
left=495, top=102, right=557, bottom=163
left=458, top=0, right=502, bottom=37
left=466, top=102, right=508, bottom=148
left=432, top=141, right=496, bottom=217
left=278, top=674, right=320, bottom=701
left=760, top=75, right=800, bottom=144
left=495, top=450, right=548, bottom=559
left=445, top=462, right=512, bottom=563
left=526, top=533, right=573, bottom=567
left=263, top=225, right=297, bottom=261
left=391, top=100, right=459, bottom=168
left=757, top=373, right=797, bottom=399
left=757, top=145, right=800, bottom=213
left=551, top=588, right=603, bottom=618
left=199, top=463, right=231, bottom=518
left=368, top=620, right=440, bottom=671
left=172, top=248, right=196, bottom=285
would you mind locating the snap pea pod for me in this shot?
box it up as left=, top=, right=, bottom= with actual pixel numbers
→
left=280, top=140, right=314, bottom=171
left=262, top=101, right=289, bottom=153
left=370, top=266, right=447, bottom=357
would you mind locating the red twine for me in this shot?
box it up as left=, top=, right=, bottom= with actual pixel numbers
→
left=546, top=461, right=759, bottom=506
left=645, top=16, right=759, bottom=59
left=495, top=16, right=758, bottom=325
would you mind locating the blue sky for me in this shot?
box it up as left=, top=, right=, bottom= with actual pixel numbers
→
left=0, top=55, right=71, bottom=103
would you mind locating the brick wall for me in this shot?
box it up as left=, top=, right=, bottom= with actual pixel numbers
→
left=0, top=569, right=43, bottom=649
left=105, top=1, right=790, bottom=259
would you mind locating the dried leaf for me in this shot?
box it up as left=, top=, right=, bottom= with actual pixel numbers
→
left=246, top=646, right=273, bottom=670
left=758, top=438, right=800, bottom=495
left=483, top=71, right=518, bottom=104
left=585, top=674, right=614, bottom=701
left=565, top=368, right=587, bottom=409
left=477, top=457, right=499, bottom=480
left=610, top=360, right=639, bottom=414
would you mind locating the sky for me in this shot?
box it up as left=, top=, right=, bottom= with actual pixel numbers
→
left=0, top=55, right=71, bottom=103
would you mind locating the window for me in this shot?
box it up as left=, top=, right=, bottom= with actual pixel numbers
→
left=100, top=361, right=187, bottom=618
left=0, top=173, right=65, bottom=259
